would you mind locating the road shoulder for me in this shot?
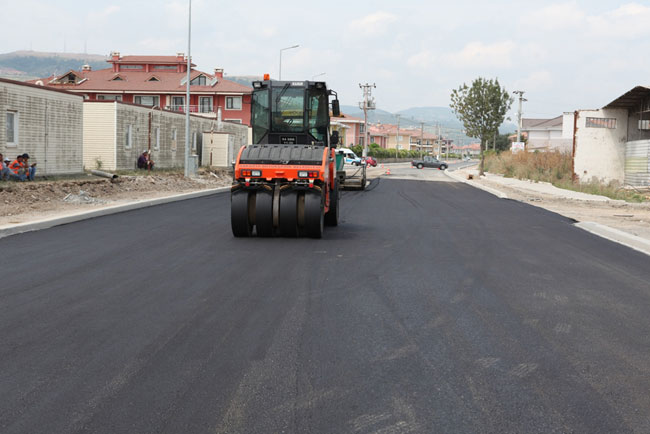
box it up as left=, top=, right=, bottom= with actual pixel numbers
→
left=0, top=187, right=229, bottom=239
left=448, top=165, right=650, bottom=256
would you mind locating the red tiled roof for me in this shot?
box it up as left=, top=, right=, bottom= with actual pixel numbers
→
left=370, top=124, right=418, bottom=136
left=115, top=55, right=191, bottom=65
left=331, top=113, right=364, bottom=122
left=31, top=67, right=251, bottom=94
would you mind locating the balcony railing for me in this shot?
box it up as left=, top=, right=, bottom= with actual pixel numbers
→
left=165, top=105, right=214, bottom=114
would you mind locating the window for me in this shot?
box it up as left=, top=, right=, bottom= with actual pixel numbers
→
left=134, top=95, right=159, bottom=107
left=639, top=119, right=650, bottom=130
left=360, top=124, right=365, bottom=133
left=147, top=76, right=160, bottom=82
left=62, top=73, right=78, bottom=84
left=251, top=88, right=269, bottom=144
left=226, top=96, right=242, bottom=110
left=172, top=96, right=184, bottom=111
left=121, top=65, right=143, bottom=70
left=154, top=127, right=160, bottom=151
left=155, top=65, right=176, bottom=70
left=199, top=96, right=213, bottom=113
left=6, top=111, right=17, bottom=147
left=586, top=117, right=617, bottom=129
left=190, top=75, right=207, bottom=85
left=112, top=76, right=124, bottom=81
left=97, top=94, right=122, bottom=101
left=125, top=124, right=133, bottom=149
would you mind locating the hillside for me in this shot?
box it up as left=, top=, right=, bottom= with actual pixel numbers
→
left=341, top=104, right=516, bottom=135
left=0, top=50, right=107, bottom=80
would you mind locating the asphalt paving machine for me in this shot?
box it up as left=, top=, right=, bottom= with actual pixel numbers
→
left=231, top=78, right=342, bottom=238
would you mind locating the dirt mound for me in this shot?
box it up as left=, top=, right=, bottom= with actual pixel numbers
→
left=0, top=170, right=232, bottom=224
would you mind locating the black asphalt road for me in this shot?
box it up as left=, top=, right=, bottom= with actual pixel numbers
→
left=2, top=178, right=650, bottom=433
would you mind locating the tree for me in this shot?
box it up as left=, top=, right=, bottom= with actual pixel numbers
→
left=450, top=78, right=513, bottom=175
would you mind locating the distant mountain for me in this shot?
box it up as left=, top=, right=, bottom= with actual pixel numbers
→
left=0, top=50, right=107, bottom=80
left=341, top=104, right=516, bottom=135
left=222, top=75, right=259, bottom=88
left=340, top=105, right=418, bottom=127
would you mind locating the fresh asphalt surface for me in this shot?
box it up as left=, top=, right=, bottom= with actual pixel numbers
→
left=2, top=166, right=650, bottom=433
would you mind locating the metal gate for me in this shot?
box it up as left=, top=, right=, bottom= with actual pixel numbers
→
left=625, top=139, right=650, bottom=186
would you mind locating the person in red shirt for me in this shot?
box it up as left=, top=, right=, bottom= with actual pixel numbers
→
left=7, top=155, right=26, bottom=181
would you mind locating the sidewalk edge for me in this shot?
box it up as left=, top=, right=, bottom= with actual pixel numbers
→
left=575, top=221, right=650, bottom=257
left=444, top=169, right=508, bottom=199
left=0, top=187, right=230, bottom=239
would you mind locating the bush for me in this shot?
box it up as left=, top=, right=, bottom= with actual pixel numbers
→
left=484, top=150, right=648, bottom=202
left=484, top=150, right=573, bottom=183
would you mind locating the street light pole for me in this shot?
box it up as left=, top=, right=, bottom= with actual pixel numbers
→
left=395, top=114, right=400, bottom=160
left=184, top=0, right=192, bottom=177
left=279, top=44, right=299, bottom=80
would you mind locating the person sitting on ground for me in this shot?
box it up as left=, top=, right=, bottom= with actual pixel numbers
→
left=21, top=153, right=37, bottom=181
left=7, top=155, right=27, bottom=181
left=0, top=153, right=10, bottom=181
left=137, top=150, right=154, bottom=170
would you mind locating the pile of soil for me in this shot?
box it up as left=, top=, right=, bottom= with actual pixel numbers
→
left=0, top=170, right=232, bottom=225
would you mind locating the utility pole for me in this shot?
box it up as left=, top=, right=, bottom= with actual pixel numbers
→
left=436, top=123, right=441, bottom=158
left=513, top=90, right=527, bottom=143
left=395, top=114, right=401, bottom=160
left=184, top=0, right=192, bottom=177
left=420, top=122, right=424, bottom=158
left=358, top=83, right=376, bottom=158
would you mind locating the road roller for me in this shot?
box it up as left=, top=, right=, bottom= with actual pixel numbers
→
left=231, top=78, right=342, bottom=238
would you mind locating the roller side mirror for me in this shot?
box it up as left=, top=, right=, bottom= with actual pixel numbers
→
left=331, top=99, right=340, bottom=117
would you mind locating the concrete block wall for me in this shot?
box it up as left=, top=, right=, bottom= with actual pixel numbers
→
left=1, top=79, right=83, bottom=175
left=574, top=108, right=629, bottom=184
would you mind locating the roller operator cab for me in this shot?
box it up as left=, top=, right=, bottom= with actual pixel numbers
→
left=231, top=79, right=342, bottom=238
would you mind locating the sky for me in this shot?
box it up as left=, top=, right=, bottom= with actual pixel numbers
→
left=2, top=0, right=650, bottom=122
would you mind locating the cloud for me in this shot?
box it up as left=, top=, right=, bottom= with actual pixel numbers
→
left=587, top=2, right=650, bottom=39
left=444, top=41, right=516, bottom=69
left=523, top=2, right=584, bottom=31
left=137, top=37, right=183, bottom=53
left=348, top=11, right=397, bottom=37
left=407, top=50, right=436, bottom=70
left=87, top=5, right=120, bottom=25
left=514, top=70, right=552, bottom=91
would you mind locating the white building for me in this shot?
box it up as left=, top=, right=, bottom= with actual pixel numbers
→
left=565, top=86, right=650, bottom=186
left=522, top=116, right=572, bottom=152
left=1, top=78, right=84, bottom=175
left=83, top=101, right=248, bottom=171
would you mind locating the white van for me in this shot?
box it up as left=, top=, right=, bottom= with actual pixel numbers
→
left=339, top=148, right=362, bottom=166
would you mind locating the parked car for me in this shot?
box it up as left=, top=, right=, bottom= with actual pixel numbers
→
left=363, top=156, right=377, bottom=167
left=339, top=148, right=362, bottom=166
left=411, top=156, right=448, bottom=170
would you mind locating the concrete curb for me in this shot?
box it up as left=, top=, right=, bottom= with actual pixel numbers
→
left=575, top=222, right=650, bottom=257
left=443, top=169, right=508, bottom=199
left=0, top=187, right=230, bottom=239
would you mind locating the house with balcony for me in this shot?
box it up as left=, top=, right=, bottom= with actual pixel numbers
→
left=330, top=113, right=365, bottom=146
left=31, top=52, right=252, bottom=125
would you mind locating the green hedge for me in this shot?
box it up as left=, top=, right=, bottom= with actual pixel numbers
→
left=348, top=143, right=426, bottom=159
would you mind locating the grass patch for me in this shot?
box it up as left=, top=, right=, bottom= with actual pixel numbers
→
left=484, top=151, right=649, bottom=203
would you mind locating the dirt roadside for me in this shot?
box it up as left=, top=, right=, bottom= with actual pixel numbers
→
left=0, top=170, right=232, bottom=227
left=454, top=166, right=650, bottom=240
